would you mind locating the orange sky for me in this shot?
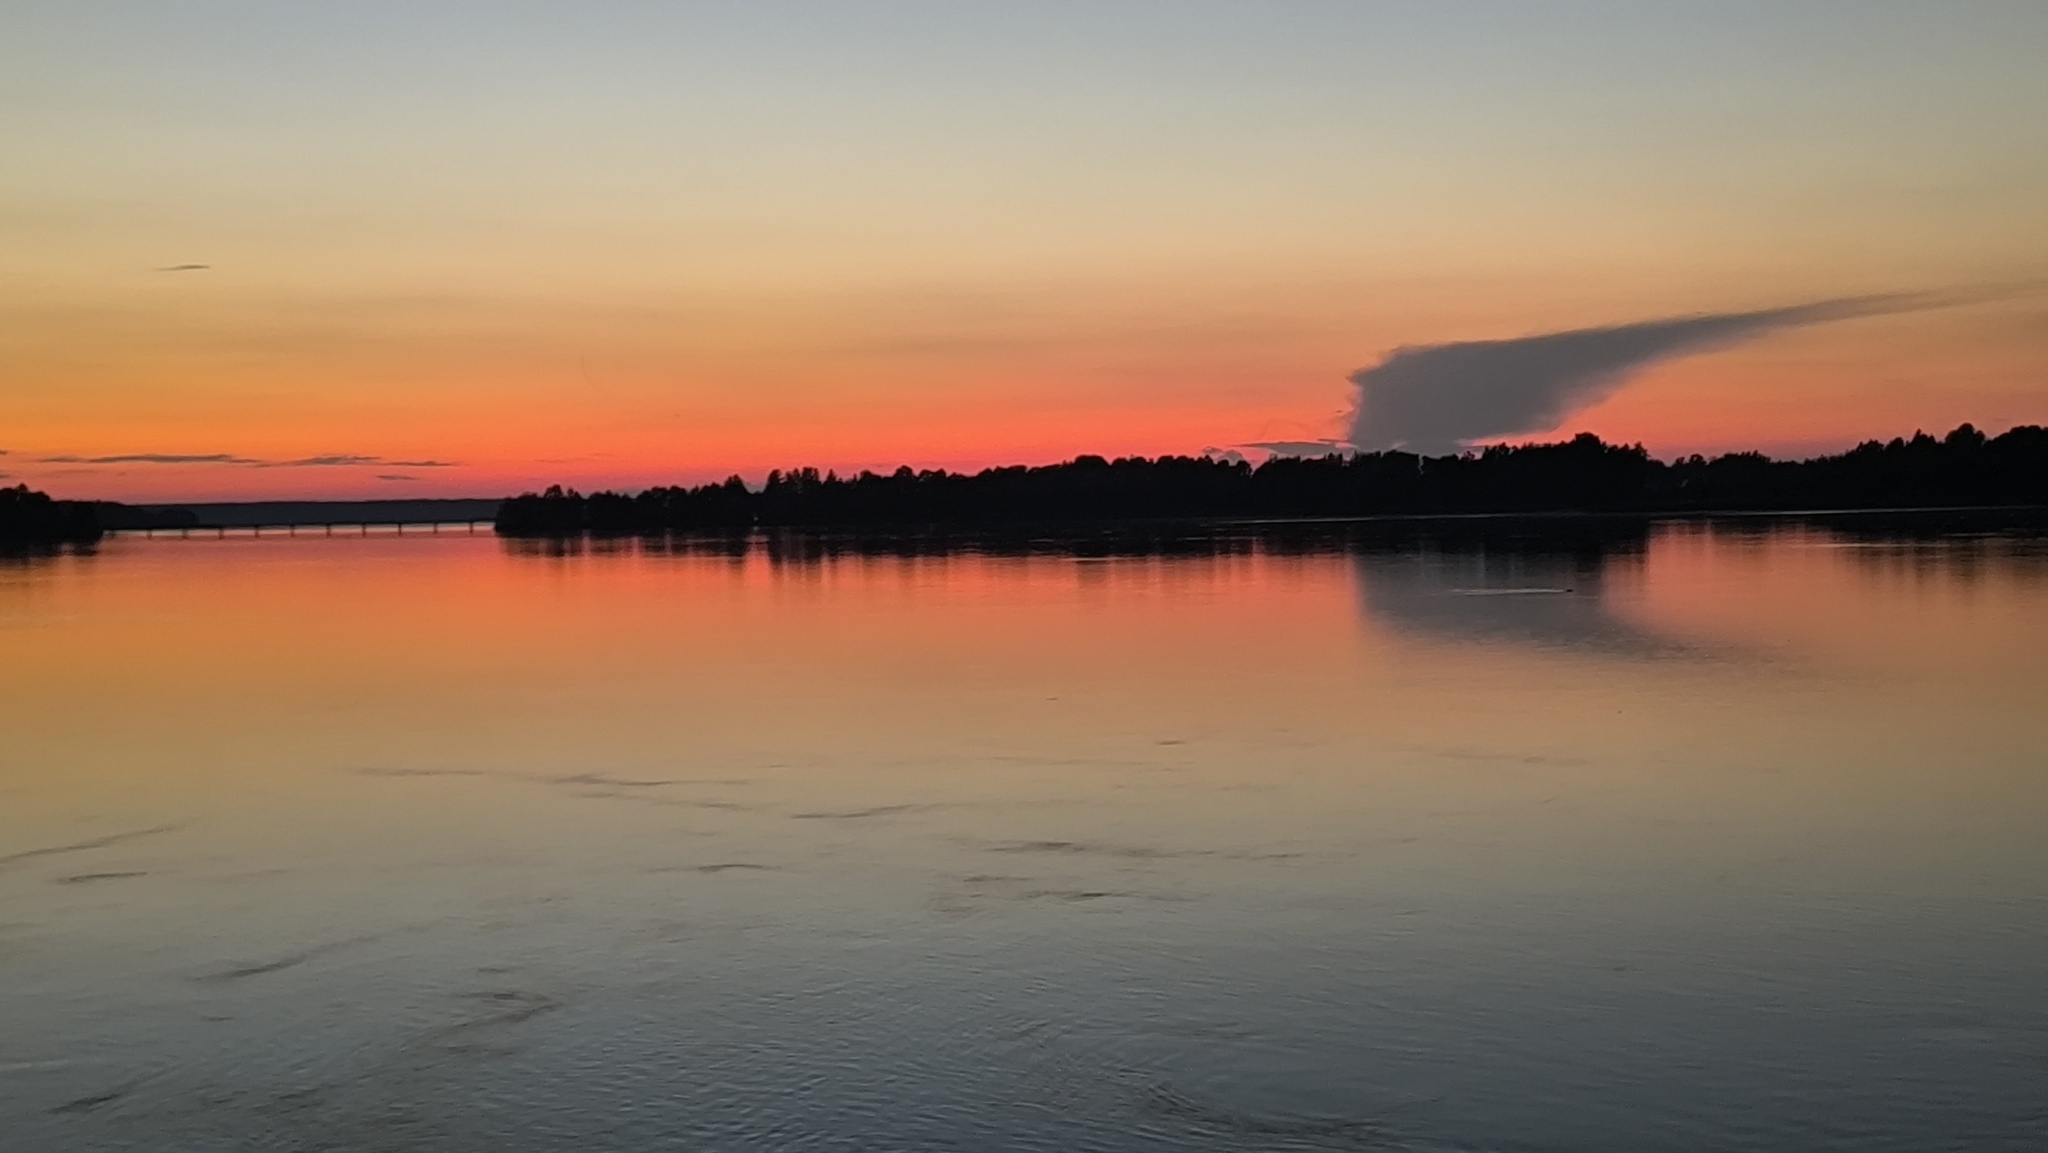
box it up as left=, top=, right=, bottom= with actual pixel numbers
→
left=5, top=3, right=2045, bottom=501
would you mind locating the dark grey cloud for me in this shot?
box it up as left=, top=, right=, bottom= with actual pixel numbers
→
left=155, top=264, right=210, bottom=272
left=1345, top=292, right=1952, bottom=455
left=375, top=474, right=418, bottom=482
left=384, top=459, right=456, bottom=468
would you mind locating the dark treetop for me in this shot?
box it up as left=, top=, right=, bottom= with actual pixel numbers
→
left=495, top=422, right=2048, bottom=536
left=0, top=485, right=102, bottom=545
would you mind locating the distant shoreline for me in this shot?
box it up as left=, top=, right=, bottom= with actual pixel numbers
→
left=496, top=424, right=2048, bottom=537
left=13, top=423, right=2048, bottom=546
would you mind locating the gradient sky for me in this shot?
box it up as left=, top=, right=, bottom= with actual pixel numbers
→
left=5, top=1, right=2046, bottom=500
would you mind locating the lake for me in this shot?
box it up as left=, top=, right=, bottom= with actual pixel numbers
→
left=3, top=519, right=2045, bottom=1152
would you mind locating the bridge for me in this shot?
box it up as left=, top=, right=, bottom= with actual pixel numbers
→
left=96, top=498, right=503, bottom=538
left=110, top=519, right=493, bottom=538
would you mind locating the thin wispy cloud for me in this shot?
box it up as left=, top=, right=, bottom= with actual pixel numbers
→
left=154, top=264, right=210, bottom=272
left=36, top=452, right=459, bottom=469
left=1344, top=291, right=1970, bottom=455
left=40, top=453, right=261, bottom=465
left=376, top=474, right=418, bottom=482
left=1241, top=439, right=1351, bottom=458
left=258, top=455, right=383, bottom=468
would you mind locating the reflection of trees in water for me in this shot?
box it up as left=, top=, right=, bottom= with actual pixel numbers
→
left=1835, top=538, right=2048, bottom=589
left=495, top=515, right=2048, bottom=653
left=0, top=541, right=99, bottom=567
left=1804, top=514, right=2048, bottom=591
left=496, top=517, right=1672, bottom=656
left=500, top=518, right=1654, bottom=568
left=1684, top=511, right=2048, bottom=592
left=1351, top=517, right=2048, bottom=653
left=500, top=524, right=1285, bottom=565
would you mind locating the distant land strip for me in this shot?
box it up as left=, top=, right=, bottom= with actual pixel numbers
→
left=496, top=423, right=2048, bottom=535
left=1, top=494, right=499, bottom=546
left=97, top=499, right=501, bottom=531
left=8, top=424, right=2047, bottom=547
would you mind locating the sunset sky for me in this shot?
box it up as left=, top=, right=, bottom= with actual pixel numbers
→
left=6, top=1, right=2046, bottom=501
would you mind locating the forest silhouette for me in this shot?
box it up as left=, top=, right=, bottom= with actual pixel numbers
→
left=0, top=484, right=102, bottom=545
left=496, top=423, right=2048, bottom=535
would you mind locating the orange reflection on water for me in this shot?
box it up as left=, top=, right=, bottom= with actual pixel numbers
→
left=4, top=523, right=2043, bottom=866
left=4, top=521, right=2048, bottom=1151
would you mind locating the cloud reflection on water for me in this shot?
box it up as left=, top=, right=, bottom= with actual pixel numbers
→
left=1345, top=522, right=1677, bottom=656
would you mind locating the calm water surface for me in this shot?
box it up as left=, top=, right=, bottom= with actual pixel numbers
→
left=2, top=522, right=2045, bottom=1152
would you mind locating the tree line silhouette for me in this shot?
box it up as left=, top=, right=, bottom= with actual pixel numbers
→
left=0, top=484, right=102, bottom=545
left=495, top=422, right=2048, bottom=535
